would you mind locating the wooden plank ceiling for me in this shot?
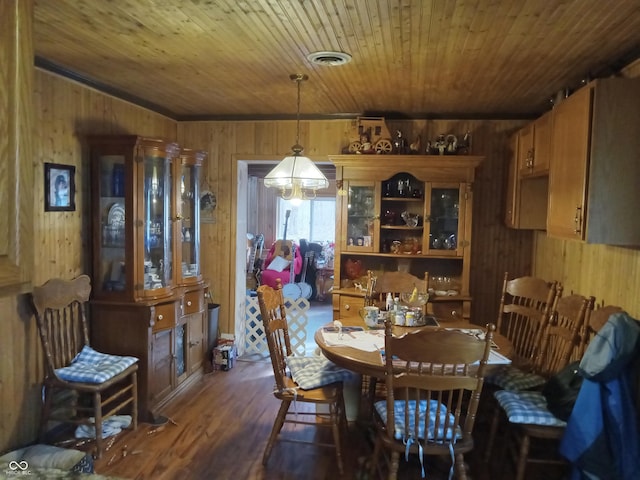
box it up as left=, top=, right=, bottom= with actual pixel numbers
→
left=34, top=0, right=640, bottom=120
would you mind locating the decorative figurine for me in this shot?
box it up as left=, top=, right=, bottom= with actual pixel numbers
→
left=393, top=130, right=407, bottom=154
left=409, top=135, right=421, bottom=154
left=446, top=134, right=458, bottom=154
left=434, top=134, right=447, bottom=155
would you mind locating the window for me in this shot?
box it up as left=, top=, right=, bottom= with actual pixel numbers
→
left=276, top=197, right=335, bottom=244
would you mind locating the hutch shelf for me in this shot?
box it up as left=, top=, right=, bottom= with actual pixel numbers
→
left=329, top=154, right=484, bottom=321
left=87, top=135, right=207, bottom=422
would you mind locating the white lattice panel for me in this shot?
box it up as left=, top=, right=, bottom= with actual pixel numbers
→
left=284, top=297, right=309, bottom=356
left=244, top=296, right=309, bottom=357
left=244, top=297, right=267, bottom=355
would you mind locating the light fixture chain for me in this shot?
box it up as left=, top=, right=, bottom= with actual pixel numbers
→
left=296, top=75, right=301, bottom=146
left=290, top=73, right=308, bottom=154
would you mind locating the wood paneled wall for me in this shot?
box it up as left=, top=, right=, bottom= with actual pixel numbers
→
left=0, top=69, right=176, bottom=452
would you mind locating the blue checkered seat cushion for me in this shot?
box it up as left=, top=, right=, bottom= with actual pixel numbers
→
left=494, top=390, right=566, bottom=427
left=485, top=365, right=546, bottom=391
left=55, top=346, right=138, bottom=384
left=374, top=399, right=462, bottom=442
left=286, top=355, right=353, bottom=390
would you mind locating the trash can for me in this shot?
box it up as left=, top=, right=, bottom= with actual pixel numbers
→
left=207, top=303, right=220, bottom=351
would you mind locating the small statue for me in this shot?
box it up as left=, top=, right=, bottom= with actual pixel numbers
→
left=457, top=131, right=472, bottom=154
left=434, top=134, right=447, bottom=155
left=446, top=134, right=458, bottom=154
left=393, top=130, right=407, bottom=154
left=409, top=135, right=421, bottom=154
left=358, top=132, right=374, bottom=154
left=425, top=140, right=433, bottom=155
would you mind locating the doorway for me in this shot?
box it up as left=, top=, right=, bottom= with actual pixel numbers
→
left=234, top=159, right=336, bottom=356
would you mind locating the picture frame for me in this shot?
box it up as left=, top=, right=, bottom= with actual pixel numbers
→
left=200, top=190, right=216, bottom=224
left=44, top=163, right=76, bottom=212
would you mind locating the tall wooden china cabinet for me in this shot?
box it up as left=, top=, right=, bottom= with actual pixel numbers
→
left=87, top=136, right=207, bottom=422
left=330, top=155, right=483, bottom=321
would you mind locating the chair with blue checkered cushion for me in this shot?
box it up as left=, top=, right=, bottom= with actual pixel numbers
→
left=32, top=275, right=138, bottom=459
left=369, top=321, right=495, bottom=480
left=491, top=293, right=594, bottom=480
left=364, top=270, right=429, bottom=419
left=257, top=279, right=348, bottom=475
left=483, top=274, right=559, bottom=462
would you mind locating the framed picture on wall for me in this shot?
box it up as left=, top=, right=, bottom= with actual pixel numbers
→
left=44, top=163, right=76, bottom=212
left=200, top=190, right=216, bottom=223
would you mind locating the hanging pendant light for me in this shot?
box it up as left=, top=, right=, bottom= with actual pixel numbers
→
left=264, top=73, right=329, bottom=204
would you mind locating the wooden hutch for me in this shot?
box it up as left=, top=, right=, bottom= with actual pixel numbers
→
left=329, top=154, right=483, bottom=321
left=87, top=135, right=208, bottom=422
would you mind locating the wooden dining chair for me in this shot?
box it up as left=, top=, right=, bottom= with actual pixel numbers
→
left=32, top=275, right=138, bottom=458
left=256, top=279, right=348, bottom=474
left=483, top=274, right=560, bottom=461
left=369, top=321, right=496, bottom=480
left=574, top=304, right=624, bottom=360
left=491, top=293, right=594, bottom=480
left=495, top=272, right=560, bottom=371
left=363, top=270, right=430, bottom=416
left=373, top=270, right=429, bottom=307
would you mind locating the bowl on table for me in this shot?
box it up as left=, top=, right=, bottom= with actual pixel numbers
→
left=400, top=291, right=429, bottom=308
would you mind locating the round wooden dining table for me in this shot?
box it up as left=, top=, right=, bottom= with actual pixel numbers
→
left=314, top=315, right=513, bottom=378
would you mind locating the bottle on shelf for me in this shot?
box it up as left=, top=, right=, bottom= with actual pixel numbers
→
left=386, top=292, right=393, bottom=311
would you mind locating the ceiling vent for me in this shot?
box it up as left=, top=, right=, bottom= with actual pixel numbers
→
left=307, top=51, right=352, bottom=66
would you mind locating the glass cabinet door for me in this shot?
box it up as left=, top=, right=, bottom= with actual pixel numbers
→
left=142, top=148, right=173, bottom=294
left=97, top=154, right=127, bottom=293
left=342, top=182, right=378, bottom=252
left=380, top=173, right=424, bottom=255
left=425, top=183, right=465, bottom=256
left=176, top=149, right=205, bottom=283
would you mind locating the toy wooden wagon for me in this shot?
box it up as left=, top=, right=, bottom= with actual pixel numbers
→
left=344, top=116, right=393, bottom=154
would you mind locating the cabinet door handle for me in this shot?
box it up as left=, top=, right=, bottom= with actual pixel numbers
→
left=574, top=205, right=582, bottom=234
left=157, top=314, right=164, bottom=321
left=451, top=310, right=458, bottom=318
left=187, top=301, right=192, bottom=306
left=344, top=304, right=350, bottom=310
left=189, top=340, right=200, bottom=347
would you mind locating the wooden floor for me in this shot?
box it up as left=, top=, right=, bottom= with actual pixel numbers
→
left=90, top=357, right=569, bottom=480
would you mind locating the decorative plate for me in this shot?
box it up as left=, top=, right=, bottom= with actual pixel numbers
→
left=107, top=203, right=125, bottom=227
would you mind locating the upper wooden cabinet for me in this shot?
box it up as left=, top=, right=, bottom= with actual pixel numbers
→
left=505, top=131, right=548, bottom=230
left=518, top=111, right=552, bottom=178
left=547, top=78, right=640, bottom=244
left=330, top=155, right=483, bottom=320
